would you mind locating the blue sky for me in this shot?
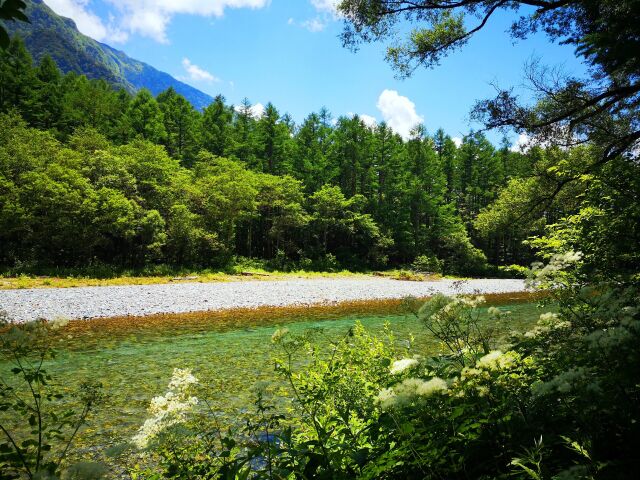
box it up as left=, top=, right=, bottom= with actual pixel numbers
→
left=45, top=1, right=587, bottom=146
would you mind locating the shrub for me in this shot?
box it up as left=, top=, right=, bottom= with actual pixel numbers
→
left=497, top=264, right=529, bottom=278
left=411, top=255, right=444, bottom=275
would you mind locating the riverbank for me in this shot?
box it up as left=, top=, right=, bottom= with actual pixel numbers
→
left=0, top=269, right=458, bottom=290
left=0, top=277, right=527, bottom=322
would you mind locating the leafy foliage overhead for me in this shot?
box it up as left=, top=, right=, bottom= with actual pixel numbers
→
left=338, top=0, right=640, bottom=207
left=0, top=0, right=28, bottom=48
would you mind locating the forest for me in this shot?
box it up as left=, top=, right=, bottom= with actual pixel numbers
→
left=0, top=36, right=555, bottom=275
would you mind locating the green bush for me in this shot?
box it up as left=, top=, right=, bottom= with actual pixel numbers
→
left=411, top=255, right=444, bottom=274
left=497, top=264, right=530, bottom=278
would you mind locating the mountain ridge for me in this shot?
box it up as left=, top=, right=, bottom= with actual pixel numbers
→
left=5, top=0, right=214, bottom=110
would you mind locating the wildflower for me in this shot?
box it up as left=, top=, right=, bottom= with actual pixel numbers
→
left=376, top=388, right=397, bottom=409
left=563, top=251, right=583, bottom=263
left=415, top=377, right=448, bottom=397
left=394, top=378, right=426, bottom=396
left=389, top=358, right=419, bottom=375
left=168, top=368, right=197, bottom=392
left=378, top=376, right=449, bottom=410
left=539, top=312, right=559, bottom=323
left=476, top=350, right=517, bottom=370
left=476, top=350, right=503, bottom=370
left=460, top=367, right=482, bottom=379
left=466, top=295, right=486, bottom=308
left=132, top=368, right=199, bottom=449
left=528, top=251, right=583, bottom=287
left=532, top=367, right=589, bottom=397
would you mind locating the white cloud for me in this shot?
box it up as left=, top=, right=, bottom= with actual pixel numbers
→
left=46, top=0, right=270, bottom=44
left=301, top=17, right=326, bottom=32
left=359, top=114, right=377, bottom=129
left=182, top=58, right=219, bottom=82
left=45, top=0, right=128, bottom=43
left=375, top=89, right=424, bottom=140
left=294, top=0, right=340, bottom=33
left=452, top=136, right=463, bottom=148
left=346, top=112, right=377, bottom=129
left=109, top=0, right=271, bottom=43
left=311, top=0, right=339, bottom=16
left=510, top=133, right=530, bottom=152
left=287, top=17, right=294, bottom=25
left=234, top=102, right=265, bottom=118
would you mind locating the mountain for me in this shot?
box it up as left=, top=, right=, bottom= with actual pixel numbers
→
left=5, top=0, right=214, bottom=110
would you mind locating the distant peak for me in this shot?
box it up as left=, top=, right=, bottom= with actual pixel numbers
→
left=6, top=0, right=214, bottom=110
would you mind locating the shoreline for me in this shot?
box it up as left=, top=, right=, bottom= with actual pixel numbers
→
left=0, top=277, right=528, bottom=322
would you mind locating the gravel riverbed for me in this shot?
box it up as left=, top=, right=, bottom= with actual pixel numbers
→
left=0, top=278, right=527, bottom=322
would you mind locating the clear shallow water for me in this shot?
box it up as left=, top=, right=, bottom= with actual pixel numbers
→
left=0, top=295, right=551, bottom=464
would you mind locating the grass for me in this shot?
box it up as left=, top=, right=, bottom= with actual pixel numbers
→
left=0, top=268, right=452, bottom=290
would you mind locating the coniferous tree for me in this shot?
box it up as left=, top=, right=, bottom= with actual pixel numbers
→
left=293, top=110, right=332, bottom=192
left=328, top=115, right=374, bottom=198
left=230, top=98, right=260, bottom=169
left=0, top=40, right=545, bottom=273
left=31, top=55, right=62, bottom=131
left=157, top=87, right=200, bottom=164
left=433, top=128, right=458, bottom=204
left=123, top=89, right=166, bottom=143
left=371, top=122, right=409, bottom=259
left=201, top=95, right=233, bottom=157
left=455, top=131, right=502, bottom=223
left=257, top=102, right=292, bottom=175
left=61, top=76, right=124, bottom=138
left=0, top=37, right=36, bottom=114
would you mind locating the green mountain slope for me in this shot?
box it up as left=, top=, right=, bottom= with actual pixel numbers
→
left=5, top=0, right=214, bottom=110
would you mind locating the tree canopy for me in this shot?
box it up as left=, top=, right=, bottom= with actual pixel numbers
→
left=0, top=36, right=545, bottom=274
left=0, top=0, right=27, bottom=48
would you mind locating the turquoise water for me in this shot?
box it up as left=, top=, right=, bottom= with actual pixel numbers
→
left=1, top=297, right=549, bottom=464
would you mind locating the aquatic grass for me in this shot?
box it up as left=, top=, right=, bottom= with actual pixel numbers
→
left=36, top=291, right=544, bottom=348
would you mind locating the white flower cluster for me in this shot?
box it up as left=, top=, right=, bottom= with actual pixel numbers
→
left=389, top=358, right=419, bottom=375
left=132, top=368, right=199, bottom=449
left=528, top=251, right=582, bottom=287
left=475, top=350, right=517, bottom=371
left=524, top=312, right=572, bottom=338
left=460, top=350, right=519, bottom=381
left=454, top=350, right=526, bottom=398
left=377, top=377, right=448, bottom=409
left=440, top=296, right=486, bottom=314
